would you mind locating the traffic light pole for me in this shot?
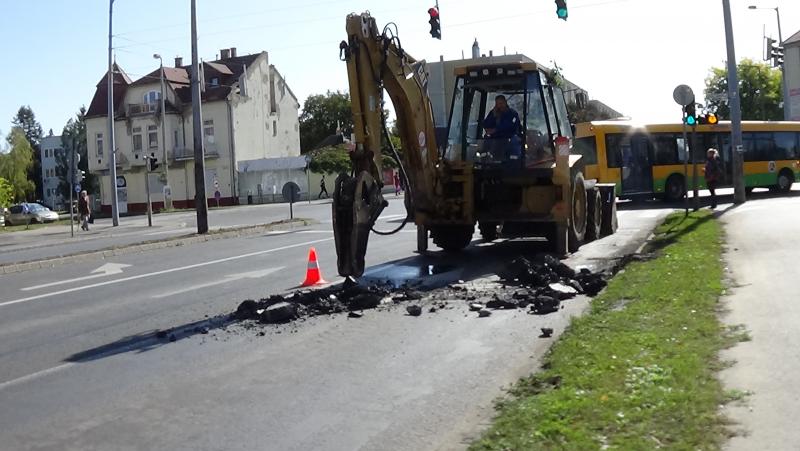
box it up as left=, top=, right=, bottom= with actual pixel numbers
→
left=722, top=0, right=746, bottom=204
left=692, top=124, right=699, bottom=211
left=144, top=157, right=153, bottom=227
left=69, top=139, right=75, bottom=237
left=191, top=0, right=209, bottom=234
left=681, top=118, right=689, bottom=217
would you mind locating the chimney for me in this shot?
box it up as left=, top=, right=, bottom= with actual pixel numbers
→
left=221, top=48, right=231, bottom=60
left=471, top=38, right=480, bottom=59
left=230, top=47, right=237, bottom=58
left=489, top=50, right=493, bottom=57
left=174, top=56, right=183, bottom=67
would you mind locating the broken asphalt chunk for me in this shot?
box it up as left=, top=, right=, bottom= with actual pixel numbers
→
left=406, top=305, right=423, bottom=316
left=478, top=309, right=492, bottom=318
left=540, top=327, right=554, bottom=338
left=348, top=311, right=364, bottom=319
left=469, top=302, right=485, bottom=311
left=530, top=296, right=560, bottom=315
left=260, top=302, right=298, bottom=324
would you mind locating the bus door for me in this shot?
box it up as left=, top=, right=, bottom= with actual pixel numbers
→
left=620, top=134, right=653, bottom=194
left=712, top=133, right=733, bottom=185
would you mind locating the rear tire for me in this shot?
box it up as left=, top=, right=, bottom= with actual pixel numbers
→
left=585, top=189, right=602, bottom=242
left=777, top=169, right=794, bottom=193
left=431, top=224, right=474, bottom=252
left=664, top=174, right=685, bottom=202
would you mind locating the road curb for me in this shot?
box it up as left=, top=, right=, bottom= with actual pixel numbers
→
left=0, top=219, right=314, bottom=275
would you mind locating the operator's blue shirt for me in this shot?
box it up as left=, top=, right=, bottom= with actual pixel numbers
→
left=483, top=108, right=521, bottom=139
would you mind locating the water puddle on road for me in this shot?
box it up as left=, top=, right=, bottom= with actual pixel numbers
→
left=361, top=262, right=461, bottom=288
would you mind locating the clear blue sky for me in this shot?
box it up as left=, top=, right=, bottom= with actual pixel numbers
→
left=1, top=0, right=799, bottom=141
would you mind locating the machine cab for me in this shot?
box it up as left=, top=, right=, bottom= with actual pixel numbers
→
left=445, top=62, right=573, bottom=170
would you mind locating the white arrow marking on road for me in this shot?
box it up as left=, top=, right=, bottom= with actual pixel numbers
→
left=151, top=267, right=284, bottom=299
left=21, top=263, right=132, bottom=292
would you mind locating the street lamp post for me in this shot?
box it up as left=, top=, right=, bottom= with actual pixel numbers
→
left=153, top=53, right=171, bottom=209
left=749, top=5, right=789, bottom=120
left=724, top=0, right=747, bottom=204
left=107, top=0, right=120, bottom=226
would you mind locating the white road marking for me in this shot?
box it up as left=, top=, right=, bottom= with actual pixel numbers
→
left=21, top=263, right=132, bottom=292
left=377, top=214, right=406, bottom=221
left=0, top=238, right=333, bottom=309
left=0, top=362, right=75, bottom=392
left=152, top=267, right=284, bottom=299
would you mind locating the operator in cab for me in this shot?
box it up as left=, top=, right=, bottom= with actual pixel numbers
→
left=482, top=95, right=522, bottom=164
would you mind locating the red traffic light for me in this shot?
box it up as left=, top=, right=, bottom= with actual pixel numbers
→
left=428, top=7, right=439, bottom=18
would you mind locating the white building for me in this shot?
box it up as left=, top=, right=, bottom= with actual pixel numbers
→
left=40, top=133, right=64, bottom=210
left=783, top=30, right=800, bottom=121
left=84, top=48, right=301, bottom=214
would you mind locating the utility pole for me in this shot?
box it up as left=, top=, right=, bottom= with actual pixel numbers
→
left=144, top=156, right=153, bottom=227
left=191, top=0, right=208, bottom=233
left=69, top=138, right=75, bottom=237
left=691, top=122, right=700, bottom=210
left=154, top=54, right=171, bottom=209
left=776, top=7, right=788, bottom=120
left=723, top=0, right=746, bottom=204
left=107, top=0, right=120, bottom=226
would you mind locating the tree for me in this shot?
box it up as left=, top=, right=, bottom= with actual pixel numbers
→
left=57, top=107, right=98, bottom=200
left=0, top=177, right=12, bottom=208
left=0, top=128, right=35, bottom=201
left=299, top=91, right=353, bottom=152
left=704, top=58, right=782, bottom=120
left=9, top=106, right=43, bottom=201
left=567, top=101, right=619, bottom=124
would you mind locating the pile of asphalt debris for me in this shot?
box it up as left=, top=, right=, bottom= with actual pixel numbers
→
left=232, top=253, right=609, bottom=326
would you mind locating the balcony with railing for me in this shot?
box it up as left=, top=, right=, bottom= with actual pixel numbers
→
left=127, top=102, right=159, bottom=116
left=171, top=145, right=220, bottom=161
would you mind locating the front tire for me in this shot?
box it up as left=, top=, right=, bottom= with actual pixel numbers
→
left=664, top=174, right=685, bottom=202
left=777, top=169, right=794, bottom=193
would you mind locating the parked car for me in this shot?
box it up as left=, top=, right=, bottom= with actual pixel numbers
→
left=4, top=203, right=60, bottom=226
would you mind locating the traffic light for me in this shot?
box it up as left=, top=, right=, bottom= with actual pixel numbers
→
left=73, top=170, right=85, bottom=184
left=770, top=41, right=784, bottom=67
left=697, top=113, right=718, bottom=125
left=428, top=7, right=441, bottom=39
left=148, top=152, right=159, bottom=172
left=555, top=0, right=568, bottom=20
left=683, top=103, right=697, bottom=126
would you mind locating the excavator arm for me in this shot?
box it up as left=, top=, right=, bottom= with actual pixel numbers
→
left=334, top=12, right=440, bottom=277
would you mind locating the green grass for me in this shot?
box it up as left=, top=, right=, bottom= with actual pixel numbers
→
left=1, top=219, right=71, bottom=233
left=471, top=211, right=730, bottom=451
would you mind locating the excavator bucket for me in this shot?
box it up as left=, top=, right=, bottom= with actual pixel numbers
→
left=332, top=171, right=387, bottom=277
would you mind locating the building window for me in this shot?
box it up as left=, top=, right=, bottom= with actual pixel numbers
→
left=203, top=119, right=215, bottom=144
left=174, top=129, right=179, bottom=149
left=132, top=126, right=143, bottom=152
left=211, top=77, right=219, bottom=87
left=143, top=91, right=161, bottom=104
left=148, top=125, right=158, bottom=149
left=96, top=133, right=104, bottom=156
left=272, top=120, right=277, bottom=137
left=269, top=76, right=277, bottom=113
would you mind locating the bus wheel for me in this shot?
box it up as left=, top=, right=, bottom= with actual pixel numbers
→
left=585, top=189, right=602, bottom=242
left=478, top=222, right=499, bottom=241
left=777, top=169, right=794, bottom=193
left=664, top=175, right=685, bottom=203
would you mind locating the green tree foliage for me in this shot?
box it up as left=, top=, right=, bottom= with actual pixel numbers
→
left=704, top=59, right=782, bottom=120
left=56, top=107, right=98, bottom=200
left=299, top=91, right=353, bottom=152
left=0, top=128, right=35, bottom=201
left=0, top=177, right=13, bottom=208
left=9, top=106, right=43, bottom=201
left=307, top=144, right=398, bottom=175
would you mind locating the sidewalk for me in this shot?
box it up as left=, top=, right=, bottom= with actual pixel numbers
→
left=719, top=195, right=800, bottom=450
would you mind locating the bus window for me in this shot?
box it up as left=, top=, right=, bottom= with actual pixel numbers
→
left=774, top=132, right=798, bottom=159
left=573, top=136, right=597, bottom=164
left=677, top=137, right=687, bottom=163
left=743, top=132, right=776, bottom=161
left=651, top=133, right=681, bottom=164
left=605, top=134, right=626, bottom=168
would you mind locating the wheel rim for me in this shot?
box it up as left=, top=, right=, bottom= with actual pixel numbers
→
left=779, top=173, right=791, bottom=190
left=572, top=179, right=587, bottom=236
left=668, top=179, right=682, bottom=199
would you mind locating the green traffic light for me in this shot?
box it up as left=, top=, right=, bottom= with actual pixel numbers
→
left=686, top=115, right=696, bottom=126
left=557, top=8, right=567, bottom=17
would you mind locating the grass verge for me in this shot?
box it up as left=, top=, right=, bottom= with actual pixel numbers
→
left=471, top=211, right=731, bottom=450
left=1, top=219, right=71, bottom=233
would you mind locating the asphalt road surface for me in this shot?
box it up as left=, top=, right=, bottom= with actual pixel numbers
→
left=0, top=202, right=668, bottom=451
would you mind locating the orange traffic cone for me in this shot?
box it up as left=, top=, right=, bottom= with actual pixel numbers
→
left=301, top=247, right=328, bottom=287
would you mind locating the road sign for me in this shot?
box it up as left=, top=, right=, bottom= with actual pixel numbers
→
left=282, top=181, right=301, bottom=203
left=673, top=85, right=695, bottom=107
left=74, top=184, right=81, bottom=193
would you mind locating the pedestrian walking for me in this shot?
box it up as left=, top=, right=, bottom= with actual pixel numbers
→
left=78, top=190, right=91, bottom=231
left=394, top=172, right=401, bottom=196
left=704, top=148, right=723, bottom=209
left=319, top=175, right=329, bottom=199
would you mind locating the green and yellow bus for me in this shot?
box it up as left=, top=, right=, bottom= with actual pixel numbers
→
left=574, top=120, right=800, bottom=201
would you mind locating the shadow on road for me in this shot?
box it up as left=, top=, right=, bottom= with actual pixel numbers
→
left=64, top=314, right=235, bottom=364
left=617, top=189, right=800, bottom=212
